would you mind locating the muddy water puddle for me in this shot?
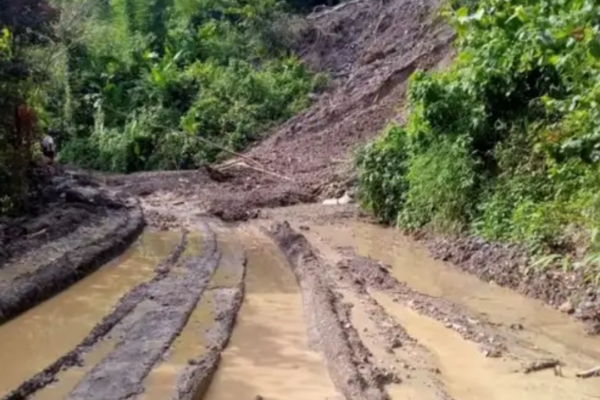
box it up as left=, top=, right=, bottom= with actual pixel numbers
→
left=140, top=229, right=239, bottom=400
left=31, top=337, right=119, bottom=400
left=0, top=230, right=181, bottom=397
left=374, top=291, right=600, bottom=400
left=312, top=222, right=600, bottom=366
left=204, top=227, right=338, bottom=400
left=140, top=291, right=215, bottom=399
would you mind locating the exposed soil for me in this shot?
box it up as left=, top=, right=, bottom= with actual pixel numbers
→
left=2, top=0, right=600, bottom=399
left=0, top=169, right=144, bottom=324
left=427, top=235, right=600, bottom=335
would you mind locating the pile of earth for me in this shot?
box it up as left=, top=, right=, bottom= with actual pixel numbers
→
left=96, top=0, right=454, bottom=222
left=0, top=165, right=144, bottom=322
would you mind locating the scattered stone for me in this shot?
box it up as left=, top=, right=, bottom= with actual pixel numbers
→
left=576, top=365, right=600, bottom=378
left=390, top=336, right=402, bottom=349
left=299, top=225, right=310, bottom=231
left=480, top=345, right=502, bottom=358
left=558, top=301, right=574, bottom=314
left=510, top=323, right=524, bottom=331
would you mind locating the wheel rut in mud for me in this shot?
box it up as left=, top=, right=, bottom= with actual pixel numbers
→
left=2, top=207, right=600, bottom=400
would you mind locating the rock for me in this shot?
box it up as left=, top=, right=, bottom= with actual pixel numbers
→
left=558, top=301, right=574, bottom=314
left=480, top=346, right=502, bottom=358
left=390, top=336, right=402, bottom=348
left=337, top=191, right=354, bottom=205
left=510, top=323, right=524, bottom=331
left=299, top=225, right=310, bottom=231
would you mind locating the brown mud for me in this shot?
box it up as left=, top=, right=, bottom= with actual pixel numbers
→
left=1, top=229, right=187, bottom=400
left=0, top=231, right=180, bottom=396
left=261, top=212, right=600, bottom=400
left=3, top=0, right=600, bottom=398
left=427, top=235, right=600, bottom=334
left=0, top=171, right=144, bottom=325
left=204, top=226, right=339, bottom=400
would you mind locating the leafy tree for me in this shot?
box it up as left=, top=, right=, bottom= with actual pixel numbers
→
left=357, top=0, right=600, bottom=280
left=0, top=0, right=58, bottom=214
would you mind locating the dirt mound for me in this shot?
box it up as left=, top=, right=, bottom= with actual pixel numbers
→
left=244, top=0, right=453, bottom=196
left=98, top=0, right=453, bottom=225
left=0, top=169, right=144, bottom=323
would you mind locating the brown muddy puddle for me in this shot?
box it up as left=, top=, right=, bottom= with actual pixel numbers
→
left=310, top=222, right=600, bottom=398
left=374, top=292, right=600, bottom=400
left=140, top=290, right=215, bottom=400
left=0, top=230, right=181, bottom=398
left=204, top=227, right=338, bottom=400
left=140, top=229, right=235, bottom=400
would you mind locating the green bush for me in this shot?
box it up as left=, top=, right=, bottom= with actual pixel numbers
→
left=356, top=124, right=409, bottom=224
left=48, top=0, right=322, bottom=172
left=357, top=0, right=600, bottom=267
left=399, top=138, right=476, bottom=232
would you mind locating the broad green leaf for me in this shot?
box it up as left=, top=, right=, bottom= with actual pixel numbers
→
left=589, top=36, right=600, bottom=58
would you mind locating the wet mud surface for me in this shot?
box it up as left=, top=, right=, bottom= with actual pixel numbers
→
left=0, top=172, right=144, bottom=325
left=4, top=205, right=600, bottom=399
left=3, top=0, right=600, bottom=399
left=427, top=235, right=600, bottom=334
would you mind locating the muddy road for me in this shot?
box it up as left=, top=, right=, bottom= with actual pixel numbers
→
left=2, top=0, right=600, bottom=398
left=1, top=201, right=600, bottom=400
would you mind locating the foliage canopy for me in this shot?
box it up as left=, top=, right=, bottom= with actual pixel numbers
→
left=356, top=0, right=600, bottom=280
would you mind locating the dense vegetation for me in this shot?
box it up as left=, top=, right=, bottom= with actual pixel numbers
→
left=357, top=0, right=600, bottom=281
left=52, top=0, right=328, bottom=172
left=0, top=0, right=330, bottom=213
left=0, top=0, right=58, bottom=212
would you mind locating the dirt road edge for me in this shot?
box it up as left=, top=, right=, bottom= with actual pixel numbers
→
left=0, top=202, right=145, bottom=325
left=1, top=229, right=186, bottom=400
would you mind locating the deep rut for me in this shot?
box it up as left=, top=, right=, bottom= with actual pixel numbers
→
left=2, top=207, right=600, bottom=400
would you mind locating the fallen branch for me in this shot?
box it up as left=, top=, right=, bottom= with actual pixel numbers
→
left=217, top=161, right=294, bottom=182
left=196, top=136, right=264, bottom=169
left=576, top=365, right=600, bottom=379
left=523, top=359, right=562, bottom=375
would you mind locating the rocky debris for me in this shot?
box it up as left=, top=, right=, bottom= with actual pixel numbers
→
left=479, top=345, right=502, bottom=358
left=323, top=191, right=355, bottom=206
left=576, top=365, right=600, bottom=379
left=510, top=323, right=524, bottom=331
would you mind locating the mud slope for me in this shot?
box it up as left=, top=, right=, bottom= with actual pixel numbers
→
left=100, top=0, right=453, bottom=223
left=0, top=171, right=144, bottom=324
left=247, top=0, right=453, bottom=195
